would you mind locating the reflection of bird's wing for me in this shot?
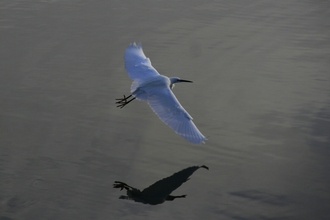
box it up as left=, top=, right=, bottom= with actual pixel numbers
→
left=146, top=87, right=206, bottom=144
left=124, top=42, right=160, bottom=81
left=142, top=166, right=204, bottom=198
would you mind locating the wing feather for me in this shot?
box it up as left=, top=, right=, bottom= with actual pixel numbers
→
left=124, top=43, right=160, bottom=82
left=147, top=87, right=206, bottom=144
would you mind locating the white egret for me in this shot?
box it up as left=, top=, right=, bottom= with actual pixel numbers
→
left=116, top=42, right=206, bottom=144
left=113, top=165, right=209, bottom=205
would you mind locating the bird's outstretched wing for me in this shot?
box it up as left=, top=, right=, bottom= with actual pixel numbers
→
left=147, top=87, right=206, bottom=144
left=142, top=166, right=208, bottom=198
left=124, top=42, right=160, bottom=81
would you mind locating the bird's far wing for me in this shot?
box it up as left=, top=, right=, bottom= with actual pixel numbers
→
left=147, top=87, right=206, bottom=144
left=141, top=166, right=204, bottom=198
left=124, top=43, right=160, bottom=81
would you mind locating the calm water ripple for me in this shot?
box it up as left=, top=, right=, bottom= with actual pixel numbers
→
left=1, top=0, right=329, bottom=219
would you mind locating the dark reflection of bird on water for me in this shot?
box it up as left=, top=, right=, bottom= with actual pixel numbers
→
left=113, top=165, right=209, bottom=205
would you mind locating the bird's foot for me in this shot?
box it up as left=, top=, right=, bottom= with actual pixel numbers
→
left=113, top=181, right=130, bottom=191
left=115, top=94, right=135, bottom=108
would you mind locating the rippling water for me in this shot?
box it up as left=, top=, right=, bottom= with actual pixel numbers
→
left=1, top=0, right=329, bottom=219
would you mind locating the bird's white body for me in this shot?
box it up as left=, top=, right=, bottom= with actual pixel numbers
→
left=123, top=43, right=206, bottom=144
left=132, top=75, right=170, bottom=100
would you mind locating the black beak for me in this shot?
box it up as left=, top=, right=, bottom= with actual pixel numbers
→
left=178, top=79, right=193, bottom=83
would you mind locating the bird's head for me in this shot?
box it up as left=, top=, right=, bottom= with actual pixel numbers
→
left=169, top=77, right=193, bottom=89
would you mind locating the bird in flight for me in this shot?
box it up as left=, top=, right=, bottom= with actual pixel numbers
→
left=116, top=42, right=206, bottom=144
left=113, top=165, right=209, bottom=205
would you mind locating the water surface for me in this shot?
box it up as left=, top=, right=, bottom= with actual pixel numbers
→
left=1, top=0, right=330, bottom=219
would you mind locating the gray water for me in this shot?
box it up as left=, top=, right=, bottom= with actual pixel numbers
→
left=1, top=0, right=330, bottom=219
